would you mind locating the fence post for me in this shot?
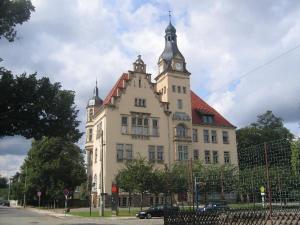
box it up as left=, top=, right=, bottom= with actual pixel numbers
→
left=264, top=142, right=273, bottom=224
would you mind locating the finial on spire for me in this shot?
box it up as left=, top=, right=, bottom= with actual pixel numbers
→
left=168, top=10, right=172, bottom=23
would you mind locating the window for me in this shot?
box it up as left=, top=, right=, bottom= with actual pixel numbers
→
left=132, top=116, right=149, bottom=136
left=134, top=98, right=146, bottom=107
left=205, top=150, right=211, bottom=164
left=203, top=115, right=214, bottom=123
left=88, top=128, right=93, bottom=142
left=125, top=144, right=133, bottom=160
left=121, top=116, right=128, bottom=134
left=93, top=174, right=97, bottom=191
left=138, top=79, right=141, bottom=88
left=224, top=151, right=230, bottom=164
left=177, top=99, right=183, bottom=109
left=89, top=109, right=93, bottom=121
left=122, top=197, right=127, bottom=207
left=157, top=146, right=164, bottom=161
left=177, top=86, right=181, bottom=93
left=192, top=129, right=198, bottom=142
left=121, top=116, right=128, bottom=126
left=222, top=131, right=229, bottom=144
left=204, top=130, right=210, bottom=143
left=211, top=130, right=217, bottom=143
left=152, top=119, right=159, bottom=136
left=96, top=122, right=102, bottom=139
left=172, top=85, right=176, bottom=92
left=193, top=149, right=199, bottom=160
left=176, top=124, right=187, bottom=137
left=94, top=148, right=98, bottom=163
left=183, top=86, right=186, bottom=94
left=148, top=145, right=155, bottom=161
left=178, top=145, right=188, bottom=161
left=117, top=144, right=124, bottom=161
left=213, top=151, right=218, bottom=164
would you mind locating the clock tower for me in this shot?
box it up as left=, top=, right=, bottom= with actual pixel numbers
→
left=156, top=20, right=193, bottom=162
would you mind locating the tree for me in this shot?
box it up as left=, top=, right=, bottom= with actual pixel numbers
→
left=115, top=157, right=155, bottom=210
left=0, top=174, right=8, bottom=188
left=0, top=0, right=35, bottom=42
left=237, top=111, right=294, bottom=170
left=237, top=110, right=294, bottom=149
left=15, top=137, right=86, bottom=204
left=0, top=69, right=82, bottom=142
left=291, top=139, right=300, bottom=176
left=116, top=166, right=135, bottom=212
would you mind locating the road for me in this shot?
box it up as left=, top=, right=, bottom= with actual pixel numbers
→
left=0, top=206, right=164, bottom=225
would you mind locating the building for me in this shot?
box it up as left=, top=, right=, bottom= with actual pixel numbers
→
left=85, top=21, right=238, bottom=207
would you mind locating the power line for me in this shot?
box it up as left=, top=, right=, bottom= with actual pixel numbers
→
left=211, top=43, right=300, bottom=93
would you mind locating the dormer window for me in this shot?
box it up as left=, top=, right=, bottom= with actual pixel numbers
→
left=203, top=115, right=214, bottom=124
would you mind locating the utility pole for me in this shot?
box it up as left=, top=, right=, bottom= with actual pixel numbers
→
left=8, top=177, right=12, bottom=201
left=100, top=130, right=105, bottom=217
left=23, top=165, right=27, bottom=208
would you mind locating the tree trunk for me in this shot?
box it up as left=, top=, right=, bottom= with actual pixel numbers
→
left=128, top=192, right=131, bottom=213
left=140, top=192, right=143, bottom=211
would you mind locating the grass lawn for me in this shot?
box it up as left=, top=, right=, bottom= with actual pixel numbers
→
left=69, top=208, right=140, bottom=217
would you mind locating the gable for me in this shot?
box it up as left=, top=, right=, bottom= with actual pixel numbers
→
left=191, top=91, right=235, bottom=128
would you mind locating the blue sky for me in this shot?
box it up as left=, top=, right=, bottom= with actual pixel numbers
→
left=0, top=0, right=300, bottom=177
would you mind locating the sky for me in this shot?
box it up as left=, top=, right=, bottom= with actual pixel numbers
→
left=0, top=0, right=300, bottom=177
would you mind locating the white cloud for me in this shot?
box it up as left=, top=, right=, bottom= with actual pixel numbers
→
left=0, top=155, right=25, bottom=177
left=0, top=0, right=300, bottom=177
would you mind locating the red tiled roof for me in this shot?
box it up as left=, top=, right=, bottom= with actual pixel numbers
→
left=191, top=90, right=235, bottom=128
left=102, top=73, right=234, bottom=128
left=103, top=73, right=129, bottom=105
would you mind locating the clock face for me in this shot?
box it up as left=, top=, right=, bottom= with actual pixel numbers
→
left=175, top=62, right=183, bottom=71
left=89, top=99, right=95, bottom=106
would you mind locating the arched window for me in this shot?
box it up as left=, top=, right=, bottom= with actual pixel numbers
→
left=176, top=124, right=188, bottom=137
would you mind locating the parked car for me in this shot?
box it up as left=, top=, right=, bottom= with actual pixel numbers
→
left=136, top=205, right=179, bottom=219
left=197, top=201, right=229, bottom=213
left=0, top=200, right=10, bottom=207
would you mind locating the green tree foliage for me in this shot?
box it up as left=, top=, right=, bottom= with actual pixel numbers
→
left=237, top=110, right=294, bottom=149
left=291, top=139, right=300, bottom=176
left=116, top=157, right=157, bottom=210
left=12, top=137, right=86, bottom=203
left=0, top=69, right=82, bottom=142
left=0, top=174, right=8, bottom=188
left=193, top=162, right=238, bottom=202
left=237, top=111, right=294, bottom=170
left=0, top=0, right=35, bottom=42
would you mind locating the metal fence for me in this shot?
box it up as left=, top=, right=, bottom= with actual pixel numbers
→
left=164, top=208, right=300, bottom=225
left=190, top=139, right=300, bottom=208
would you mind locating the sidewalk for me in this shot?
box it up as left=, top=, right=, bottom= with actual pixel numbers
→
left=22, top=206, right=73, bottom=218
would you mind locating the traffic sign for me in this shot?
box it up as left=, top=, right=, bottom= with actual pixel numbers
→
left=260, top=186, right=265, bottom=193
left=63, top=188, right=69, bottom=198
left=37, top=191, right=41, bottom=197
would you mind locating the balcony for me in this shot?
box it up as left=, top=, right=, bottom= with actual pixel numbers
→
left=174, top=135, right=192, bottom=142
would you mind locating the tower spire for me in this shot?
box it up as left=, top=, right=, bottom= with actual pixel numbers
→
left=168, top=10, right=171, bottom=23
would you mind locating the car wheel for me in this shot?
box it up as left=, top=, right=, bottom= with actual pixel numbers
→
left=146, top=213, right=152, bottom=219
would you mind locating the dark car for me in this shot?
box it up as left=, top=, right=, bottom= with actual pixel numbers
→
left=136, top=205, right=179, bottom=219
left=197, top=201, right=229, bottom=213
